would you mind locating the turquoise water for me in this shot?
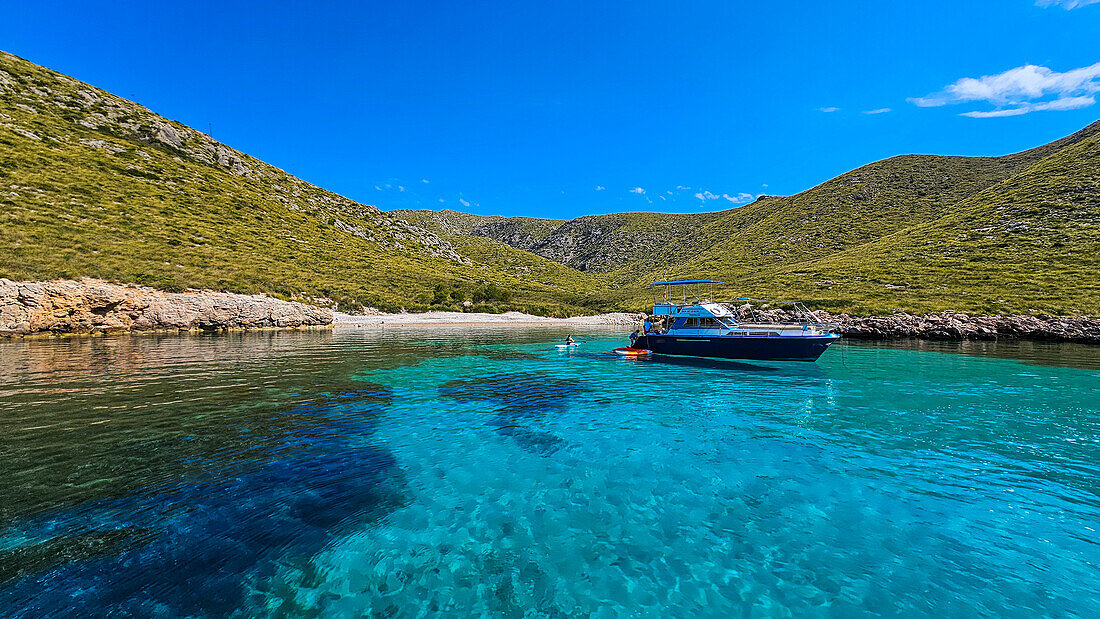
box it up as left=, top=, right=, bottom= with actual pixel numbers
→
left=0, top=328, right=1097, bottom=617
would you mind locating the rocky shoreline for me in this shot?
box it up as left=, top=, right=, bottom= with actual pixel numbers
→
left=2, top=279, right=1097, bottom=343
left=333, top=310, right=646, bottom=327
left=831, top=312, right=1100, bottom=343
left=720, top=306, right=1100, bottom=345
left=0, top=279, right=332, bottom=336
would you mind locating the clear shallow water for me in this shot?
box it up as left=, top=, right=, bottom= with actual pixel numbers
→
left=0, top=329, right=1097, bottom=617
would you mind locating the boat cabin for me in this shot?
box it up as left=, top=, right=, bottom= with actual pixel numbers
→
left=647, top=280, right=832, bottom=337
left=636, top=279, right=840, bottom=361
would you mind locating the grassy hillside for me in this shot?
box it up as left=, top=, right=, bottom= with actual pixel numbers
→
left=526, top=211, right=726, bottom=273
left=604, top=123, right=1100, bottom=315
left=2, top=50, right=1096, bottom=317
left=404, top=123, right=1100, bottom=315
left=626, top=123, right=1100, bottom=279
left=398, top=139, right=1082, bottom=280
left=393, top=209, right=563, bottom=249
left=0, top=51, right=603, bottom=315
left=742, top=127, right=1100, bottom=315
left=395, top=208, right=725, bottom=272
left=388, top=210, right=610, bottom=313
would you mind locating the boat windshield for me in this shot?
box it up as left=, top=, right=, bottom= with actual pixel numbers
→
left=677, top=316, right=738, bottom=329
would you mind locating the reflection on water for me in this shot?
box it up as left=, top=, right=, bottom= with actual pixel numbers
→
left=0, top=331, right=413, bottom=615
left=0, top=328, right=1097, bottom=616
left=840, top=337, right=1100, bottom=370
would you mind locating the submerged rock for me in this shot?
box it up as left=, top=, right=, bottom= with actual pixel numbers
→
left=439, top=372, right=583, bottom=455
left=0, top=278, right=333, bottom=336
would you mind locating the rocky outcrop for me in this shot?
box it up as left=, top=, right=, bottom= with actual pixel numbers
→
left=716, top=305, right=1100, bottom=344
left=0, top=279, right=332, bottom=336
left=491, top=213, right=723, bottom=273
left=393, top=209, right=727, bottom=274
left=830, top=312, right=1100, bottom=343
left=471, top=220, right=556, bottom=252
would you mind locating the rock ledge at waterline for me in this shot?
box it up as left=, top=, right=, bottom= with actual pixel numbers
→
left=2, top=278, right=1097, bottom=343
left=0, top=278, right=332, bottom=336
left=727, top=306, right=1100, bottom=345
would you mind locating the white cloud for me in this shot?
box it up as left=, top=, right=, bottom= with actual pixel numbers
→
left=959, top=109, right=1027, bottom=118
left=421, top=178, right=430, bottom=183
left=762, top=183, right=769, bottom=188
left=960, top=95, right=1095, bottom=117
left=458, top=198, right=470, bottom=207
left=374, top=185, right=382, bottom=191
left=397, top=185, right=405, bottom=192
left=909, top=62, right=1100, bottom=117
left=1032, top=95, right=1097, bottom=110
left=862, top=107, right=892, bottom=114
left=1036, top=0, right=1100, bottom=8
left=819, top=106, right=839, bottom=113
left=694, top=190, right=755, bottom=205
left=629, top=187, right=646, bottom=194
left=595, top=185, right=605, bottom=191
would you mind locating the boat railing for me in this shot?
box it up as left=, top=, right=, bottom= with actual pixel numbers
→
left=646, top=282, right=838, bottom=333
left=721, top=298, right=839, bottom=331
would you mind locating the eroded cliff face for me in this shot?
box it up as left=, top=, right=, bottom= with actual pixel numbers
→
left=470, top=213, right=724, bottom=273
left=0, top=279, right=332, bottom=336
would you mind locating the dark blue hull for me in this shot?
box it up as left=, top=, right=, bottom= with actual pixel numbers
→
left=635, top=333, right=839, bottom=362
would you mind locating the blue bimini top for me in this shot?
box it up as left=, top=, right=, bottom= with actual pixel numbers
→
left=649, top=280, right=724, bottom=286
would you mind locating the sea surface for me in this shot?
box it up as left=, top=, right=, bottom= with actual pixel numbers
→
left=0, top=328, right=1097, bottom=617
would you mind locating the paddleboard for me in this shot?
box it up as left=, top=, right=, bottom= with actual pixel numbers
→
left=554, top=343, right=579, bottom=349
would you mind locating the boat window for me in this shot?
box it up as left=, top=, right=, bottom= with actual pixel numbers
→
left=683, top=317, right=722, bottom=328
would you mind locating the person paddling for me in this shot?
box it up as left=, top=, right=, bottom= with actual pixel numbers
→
left=565, top=335, right=575, bottom=346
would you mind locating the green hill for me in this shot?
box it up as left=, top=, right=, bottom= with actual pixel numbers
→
left=392, top=209, right=563, bottom=249
left=743, top=126, right=1100, bottom=315
left=399, top=122, right=1100, bottom=315
left=2, top=49, right=1097, bottom=317
left=395, top=208, right=724, bottom=272
left=658, top=122, right=1099, bottom=279
left=0, top=51, right=600, bottom=315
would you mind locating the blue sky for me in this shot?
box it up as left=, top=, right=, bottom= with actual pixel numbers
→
left=3, top=1, right=1098, bottom=219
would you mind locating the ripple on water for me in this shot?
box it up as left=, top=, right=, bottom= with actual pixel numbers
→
left=0, top=333, right=411, bottom=616
left=0, top=330, right=1097, bottom=617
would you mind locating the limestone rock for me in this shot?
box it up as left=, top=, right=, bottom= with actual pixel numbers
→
left=666, top=305, right=1100, bottom=344
left=0, top=278, right=333, bottom=336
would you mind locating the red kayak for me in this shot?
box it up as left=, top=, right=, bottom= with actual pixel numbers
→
left=613, top=347, right=650, bottom=356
